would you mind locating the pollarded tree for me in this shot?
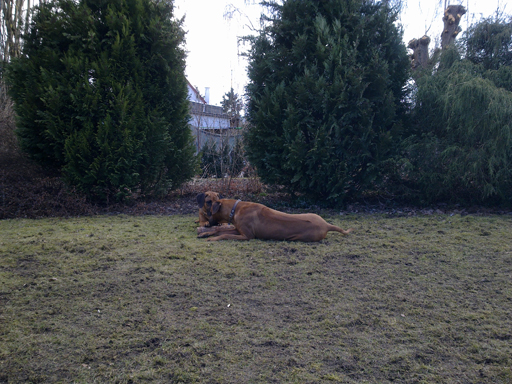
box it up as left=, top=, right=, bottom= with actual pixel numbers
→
left=6, top=0, right=196, bottom=201
left=244, top=0, right=410, bottom=203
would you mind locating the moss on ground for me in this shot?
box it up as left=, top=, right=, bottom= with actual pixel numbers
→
left=1, top=213, right=511, bottom=383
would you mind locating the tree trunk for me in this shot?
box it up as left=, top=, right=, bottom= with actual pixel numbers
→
left=441, top=4, right=466, bottom=49
left=408, top=35, right=431, bottom=70
left=408, top=5, right=467, bottom=72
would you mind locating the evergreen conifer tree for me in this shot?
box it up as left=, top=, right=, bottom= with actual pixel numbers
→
left=6, top=0, right=196, bottom=201
left=221, top=88, right=243, bottom=128
left=244, top=0, right=409, bottom=202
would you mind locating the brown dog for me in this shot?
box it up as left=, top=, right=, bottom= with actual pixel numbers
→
left=196, top=191, right=226, bottom=227
left=198, top=198, right=353, bottom=242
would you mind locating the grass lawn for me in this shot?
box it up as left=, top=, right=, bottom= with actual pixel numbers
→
left=1, top=212, right=511, bottom=383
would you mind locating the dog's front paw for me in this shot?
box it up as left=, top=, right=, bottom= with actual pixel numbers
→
left=197, top=226, right=216, bottom=238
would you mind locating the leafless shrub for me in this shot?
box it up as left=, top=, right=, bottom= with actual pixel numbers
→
left=0, top=83, right=18, bottom=157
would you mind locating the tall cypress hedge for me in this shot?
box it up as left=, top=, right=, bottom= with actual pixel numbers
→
left=6, top=0, right=196, bottom=201
left=244, top=0, right=410, bottom=203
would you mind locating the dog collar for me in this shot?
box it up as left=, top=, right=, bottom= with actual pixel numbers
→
left=229, top=200, right=241, bottom=224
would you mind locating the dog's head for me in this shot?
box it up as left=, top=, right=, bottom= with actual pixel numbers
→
left=196, top=191, right=223, bottom=220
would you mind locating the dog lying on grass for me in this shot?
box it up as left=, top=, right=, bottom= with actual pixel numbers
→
left=196, top=191, right=227, bottom=227
left=197, top=197, right=353, bottom=242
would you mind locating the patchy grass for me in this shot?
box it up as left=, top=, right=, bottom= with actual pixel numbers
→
left=1, top=213, right=511, bottom=383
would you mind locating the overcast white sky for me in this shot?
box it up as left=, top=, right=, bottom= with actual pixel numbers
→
left=174, top=0, right=506, bottom=106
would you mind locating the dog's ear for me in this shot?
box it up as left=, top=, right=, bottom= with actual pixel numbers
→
left=196, top=193, right=205, bottom=208
left=212, top=201, right=222, bottom=215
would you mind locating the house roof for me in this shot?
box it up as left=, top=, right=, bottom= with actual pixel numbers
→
left=186, top=79, right=207, bottom=104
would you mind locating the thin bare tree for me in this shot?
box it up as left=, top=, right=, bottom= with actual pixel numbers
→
left=1, top=0, right=34, bottom=62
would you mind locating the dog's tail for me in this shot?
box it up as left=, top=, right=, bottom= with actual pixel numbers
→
left=328, top=225, right=353, bottom=235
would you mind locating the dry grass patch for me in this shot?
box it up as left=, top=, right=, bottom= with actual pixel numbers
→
left=1, top=213, right=511, bottom=383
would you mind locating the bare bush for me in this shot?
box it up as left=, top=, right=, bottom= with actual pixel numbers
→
left=0, top=83, right=18, bottom=157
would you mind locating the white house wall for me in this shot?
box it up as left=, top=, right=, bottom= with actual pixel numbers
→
left=188, top=87, right=204, bottom=103
left=188, top=101, right=231, bottom=130
left=190, top=128, right=242, bottom=153
left=187, top=81, right=235, bottom=152
left=189, top=114, right=231, bottom=130
left=187, top=80, right=206, bottom=103
left=189, top=114, right=235, bottom=153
